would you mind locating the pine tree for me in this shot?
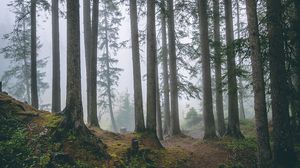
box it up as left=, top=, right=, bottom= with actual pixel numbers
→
left=266, top=0, right=295, bottom=166
left=1, top=1, right=48, bottom=105
left=224, top=0, right=243, bottom=138
left=98, top=0, right=124, bottom=132
left=198, top=0, right=216, bottom=139
left=213, top=0, right=226, bottom=137
left=245, top=0, right=272, bottom=167
left=51, top=0, right=61, bottom=113
left=129, top=0, right=145, bottom=132
left=167, top=0, right=181, bottom=136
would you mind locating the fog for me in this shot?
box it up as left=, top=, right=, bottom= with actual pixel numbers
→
left=0, top=0, right=205, bottom=130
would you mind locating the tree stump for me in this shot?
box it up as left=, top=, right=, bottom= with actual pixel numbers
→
left=131, top=138, right=139, bottom=155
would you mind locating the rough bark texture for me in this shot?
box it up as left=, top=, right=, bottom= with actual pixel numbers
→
left=224, top=0, right=243, bottom=138
left=161, top=0, right=170, bottom=136
left=129, top=0, right=145, bottom=132
left=198, top=0, right=216, bottom=139
left=90, top=0, right=100, bottom=127
left=266, top=0, right=295, bottom=166
left=146, top=0, right=157, bottom=134
left=156, top=62, right=163, bottom=140
left=167, top=0, right=181, bottom=136
left=61, top=0, right=87, bottom=135
left=294, top=0, right=300, bottom=131
left=245, top=1, right=272, bottom=167
left=31, top=0, right=38, bottom=109
left=236, top=0, right=245, bottom=120
left=83, top=0, right=92, bottom=124
left=213, top=0, right=226, bottom=137
left=52, top=0, right=61, bottom=113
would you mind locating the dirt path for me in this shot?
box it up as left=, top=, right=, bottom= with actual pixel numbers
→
left=162, top=136, right=230, bottom=168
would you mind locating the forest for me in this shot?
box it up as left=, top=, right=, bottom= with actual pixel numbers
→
left=0, top=0, right=299, bottom=167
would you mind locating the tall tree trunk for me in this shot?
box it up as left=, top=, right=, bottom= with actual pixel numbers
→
left=31, top=0, right=38, bottom=109
left=266, top=0, right=295, bottom=166
left=146, top=0, right=158, bottom=135
left=236, top=0, right=245, bottom=120
left=161, top=0, right=170, bottom=136
left=245, top=1, right=272, bottom=167
left=224, top=0, right=243, bottom=138
left=129, top=0, right=145, bottom=132
left=213, top=0, right=225, bottom=137
left=60, top=0, right=87, bottom=135
left=156, top=63, right=163, bottom=140
left=52, top=0, right=61, bottom=113
left=198, top=0, right=216, bottom=139
left=83, top=0, right=92, bottom=124
left=167, top=0, right=181, bottom=136
left=104, top=8, right=117, bottom=132
left=294, top=0, right=300, bottom=131
left=90, top=0, right=100, bottom=127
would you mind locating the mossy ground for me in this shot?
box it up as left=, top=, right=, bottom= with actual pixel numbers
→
left=1, top=93, right=300, bottom=168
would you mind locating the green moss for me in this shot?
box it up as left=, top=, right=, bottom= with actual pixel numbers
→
left=40, top=153, right=51, bottom=167
left=218, top=137, right=257, bottom=151
left=43, top=113, right=63, bottom=128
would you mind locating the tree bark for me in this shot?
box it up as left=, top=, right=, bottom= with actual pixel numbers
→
left=236, top=0, right=245, bottom=120
left=266, top=0, right=295, bottom=166
left=61, top=0, right=87, bottom=135
left=146, top=0, right=157, bottom=133
left=245, top=1, right=272, bottom=167
left=31, top=0, right=38, bottom=109
left=161, top=0, right=171, bottom=136
left=213, top=0, right=226, bottom=137
left=167, top=0, right=181, bottom=136
left=129, top=0, right=145, bottom=132
left=294, top=0, right=300, bottom=131
left=90, top=0, right=100, bottom=127
left=198, top=0, right=216, bottom=139
left=83, top=0, right=92, bottom=125
left=224, top=0, right=243, bottom=138
left=52, top=0, right=61, bottom=113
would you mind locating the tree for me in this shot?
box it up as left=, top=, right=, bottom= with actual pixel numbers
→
left=59, top=0, right=87, bottom=135
left=98, top=0, right=124, bottom=132
left=213, top=0, right=226, bottom=137
left=160, top=0, right=171, bottom=136
left=90, top=0, right=100, bottom=127
left=294, top=0, right=300, bottom=131
left=198, top=0, right=216, bottom=139
left=83, top=0, right=92, bottom=125
left=1, top=1, right=48, bottom=105
left=224, top=0, right=243, bottom=138
left=129, top=0, right=145, bottom=132
left=51, top=0, right=61, bottom=113
left=266, top=0, right=295, bottom=166
left=31, top=0, right=38, bottom=109
left=245, top=0, right=272, bottom=167
left=235, top=0, right=245, bottom=120
left=146, top=0, right=157, bottom=134
left=167, top=0, right=181, bottom=136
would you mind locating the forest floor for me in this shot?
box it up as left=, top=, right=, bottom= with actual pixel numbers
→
left=1, top=93, right=300, bottom=168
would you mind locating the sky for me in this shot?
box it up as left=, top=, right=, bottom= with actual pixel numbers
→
left=0, top=0, right=201, bottom=129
